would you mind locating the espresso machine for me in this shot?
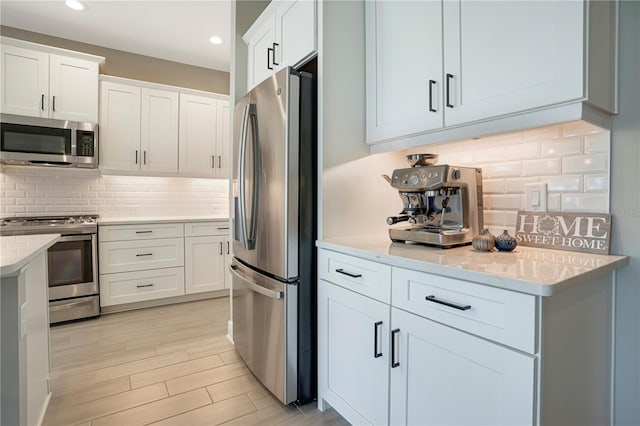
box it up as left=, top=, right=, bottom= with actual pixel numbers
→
left=383, top=154, right=484, bottom=248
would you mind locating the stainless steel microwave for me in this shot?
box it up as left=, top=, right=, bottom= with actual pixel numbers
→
left=0, top=114, right=98, bottom=168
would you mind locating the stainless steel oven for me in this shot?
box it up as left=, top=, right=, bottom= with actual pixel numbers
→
left=0, top=215, right=100, bottom=323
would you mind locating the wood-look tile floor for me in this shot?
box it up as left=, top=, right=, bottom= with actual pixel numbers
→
left=44, top=297, right=348, bottom=426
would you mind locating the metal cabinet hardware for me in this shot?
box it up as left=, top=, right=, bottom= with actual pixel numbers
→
left=374, top=321, right=383, bottom=358
left=217, top=227, right=230, bottom=230
left=135, top=150, right=138, bottom=164
left=143, top=151, right=147, bottom=165
left=446, top=73, right=454, bottom=108
left=52, top=95, right=56, bottom=112
left=267, top=47, right=274, bottom=70
left=219, top=241, right=223, bottom=255
left=226, top=241, right=230, bottom=254
left=391, top=328, right=400, bottom=368
left=335, top=268, right=362, bottom=278
left=428, top=80, right=437, bottom=112
left=218, top=156, right=222, bottom=168
left=272, top=43, right=280, bottom=66
left=135, top=230, right=153, bottom=234
left=425, top=295, right=471, bottom=311
left=136, top=253, right=153, bottom=257
left=136, top=283, right=154, bottom=288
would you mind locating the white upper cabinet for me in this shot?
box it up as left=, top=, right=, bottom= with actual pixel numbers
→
left=99, top=81, right=141, bottom=171
left=215, top=100, right=231, bottom=178
left=1, top=39, right=101, bottom=123
left=179, top=94, right=218, bottom=176
left=243, top=0, right=317, bottom=91
left=365, top=1, right=617, bottom=150
left=140, top=88, right=179, bottom=173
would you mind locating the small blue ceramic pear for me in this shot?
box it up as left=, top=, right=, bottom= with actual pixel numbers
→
left=495, top=229, right=517, bottom=252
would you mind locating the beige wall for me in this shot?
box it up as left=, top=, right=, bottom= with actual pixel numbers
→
left=1, top=25, right=230, bottom=94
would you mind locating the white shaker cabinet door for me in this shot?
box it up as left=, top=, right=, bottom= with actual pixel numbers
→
left=318, top=281, right=389, bottom=426
left=443, top=0, right=583, bottom=126
left=366, top=0, right=443, bottom=144
left=275, top=0, right=316, bottom=69
left=178, top=94, right=217, bottom=176
left=0, top=44, right=49, bottom=118
left=246, top=16, right=277, bottom=91
left=141, top=88, right=179, bottom=173
left=185, top=235, right=225, bottom=294
left=49, top=54, right=99, bottom=123
left=389, top=307, right=535, bottom=426
left=214, top=100, right=231, bottom=179
left=99, top=81, right=141, bottom=171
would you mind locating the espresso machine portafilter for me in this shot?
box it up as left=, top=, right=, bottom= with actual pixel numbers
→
left=382, top=154, right=484, bottom=248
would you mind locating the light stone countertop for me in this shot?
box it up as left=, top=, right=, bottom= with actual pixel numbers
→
left=98, top=215, right=229, bottom=225
left=318, top=235, right=629, bottom=296
left=0, top=234, right=60, bottom=277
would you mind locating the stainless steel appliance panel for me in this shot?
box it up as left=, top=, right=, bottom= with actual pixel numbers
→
left=230, top=260, right=298, bottom=404
left=49, top=296, right=99, bottom=324
left=233, top=69, right=300, bottom=281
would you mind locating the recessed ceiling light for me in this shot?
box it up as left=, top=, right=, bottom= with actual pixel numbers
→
left=209, top=36, right=223, bottom=45
left=65, top=0, right=84, bottom=11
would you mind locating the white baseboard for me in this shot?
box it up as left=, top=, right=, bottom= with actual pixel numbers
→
left=226, top=320, right=234, bottom=344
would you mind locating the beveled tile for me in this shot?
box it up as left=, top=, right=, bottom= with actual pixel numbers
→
left=91, top=388, right=212, bottom=426
left=149, top=394, right=256, bottom=426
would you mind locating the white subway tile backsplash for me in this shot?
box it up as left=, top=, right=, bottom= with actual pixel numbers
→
left=487, top=162, right=522, bottom=178
left=523, top=125, right=562, bottom=141
left=562, top=121, right=604, bottom=137
left=561, top=193, right=608, bottom=212
left=562, top=154, right=608, bottom=174
left=522, top=158, right=561, bottom=176
left=482, top=179, right=505, bottom=194
left=545, top=175, right=583, bottom=192
left=585, top=174, right=609, bottom=192
left=504, top=141, right=541, bottom=161
left=505, top=211, right=519, bottom=227
left=541, top=136, right=583, bottom=158
left=474, top=145, right=506, bottom=163
left=548, top=194, right=561, bottom=211
left=483, top=210, right=506, bottom=226
left=505, top=177, right=540, bottom=193
left=584, top=131, right=610, bottom=153
left=484, top=195, right=523, bottom=210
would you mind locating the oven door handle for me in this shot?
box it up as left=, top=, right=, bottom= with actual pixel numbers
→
left=57, top=235, right=93, bottom=242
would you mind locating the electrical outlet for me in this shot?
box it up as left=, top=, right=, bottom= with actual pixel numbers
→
left=525, top=183, right=547, bottom=212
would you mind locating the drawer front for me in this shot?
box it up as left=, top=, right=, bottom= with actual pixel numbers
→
left=184, top=221, right=230, bottom=237
left=100, top=267, right=185, bottom=306
left=318, top=249, right=391, bottom=303
left=99, top=238, right=185, bottom=274
left=392, top=267, right=537, bottom=354
left=99, top=223, right=184, bottom=241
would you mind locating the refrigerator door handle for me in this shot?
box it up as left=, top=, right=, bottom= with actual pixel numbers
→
left=247, top=106, right=260, bottom=249
left=238, top=104, right=250, bottom=249
left=230, top=265, right=284, bottom=299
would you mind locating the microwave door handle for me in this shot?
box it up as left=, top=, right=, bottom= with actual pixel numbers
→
left=238, top=104, right=250, bottom=249
left=247, top=106, right=259, bottom=249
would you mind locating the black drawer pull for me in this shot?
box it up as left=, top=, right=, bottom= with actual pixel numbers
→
left=136, top=230, right=153, bottom=234
left=217, top=227, right=230, bottom=230
left=445, top=73, right=454, bottom=108
left=428, top=79, right=436, bottom=112
left=136, top=253, right=153, bottom=257
left=391, top=328, right=400, bottom=368
left=425, top=295, right=471, bottom=311
left=374, top=321, right=383, bottom=358
left=335, top=268, right=362, bottom=278
left=136, top=283, right=154, bottom=288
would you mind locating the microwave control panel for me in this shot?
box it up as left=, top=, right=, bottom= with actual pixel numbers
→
left=77, top=131, right=95, bottom=157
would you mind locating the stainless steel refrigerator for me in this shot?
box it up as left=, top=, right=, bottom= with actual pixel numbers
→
left=231, top=67, right=316, bottom=405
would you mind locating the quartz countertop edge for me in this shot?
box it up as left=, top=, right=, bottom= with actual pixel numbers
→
left=1, top=234, right=61, bottom=277
left=317, top=236, right=629, bottom=297
left=98, top=215, right=229, bottom=225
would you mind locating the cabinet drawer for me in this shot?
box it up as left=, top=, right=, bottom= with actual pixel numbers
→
left=184, top=221, right=230, bottom=237
left=100, top=267, right=185, bottom=306
left=392, top=267, right=536, bottom=353
left=98, top=223, right=184, bottom=241
left=99, top=238, right=184, bottom=274
left=318, top=249, right=391, bottom=303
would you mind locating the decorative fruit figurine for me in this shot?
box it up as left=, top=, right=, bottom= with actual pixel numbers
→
left=495, top=229, right=517, bottom=252
left=472, top=229, right=496, bottom=252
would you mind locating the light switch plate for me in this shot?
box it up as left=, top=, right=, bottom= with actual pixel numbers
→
left=525, top=183, right=547, bottom=212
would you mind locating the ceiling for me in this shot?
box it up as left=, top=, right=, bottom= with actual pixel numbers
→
left=0, top=1, right=231, bottom=72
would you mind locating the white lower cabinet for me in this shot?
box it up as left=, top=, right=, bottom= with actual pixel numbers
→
left=318, top=280, right=389, bottom=426
left=185, top=235, right=225, bottom=294
left=389, top=307, right=535, bottom=426
left=100, top=267, right=185, bottom=306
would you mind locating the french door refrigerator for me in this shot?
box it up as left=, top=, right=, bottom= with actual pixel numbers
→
left=231, top=67, right=316, bottom=405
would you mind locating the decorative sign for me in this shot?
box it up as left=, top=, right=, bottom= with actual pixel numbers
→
left=515, top=211, right=611, bottom=254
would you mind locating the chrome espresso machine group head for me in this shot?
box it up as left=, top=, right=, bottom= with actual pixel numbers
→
left=383, top=154, right=483, bottom=248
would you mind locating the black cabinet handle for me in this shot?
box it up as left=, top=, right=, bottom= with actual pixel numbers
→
left=136, top=253, right=153, bottom=257
left=226, top=241, right=230, bottom=255
left=391, top=328, right=400, bottom=368
left=143, top=150, right=147, bottom=165
left=52, top=95, right=56, bottom=112
left=446, top=73, right=454, bottom=108
left=425, top=295, right=471, bottom=311
left=135, top=230, right=153, bottom=234
left=267, top=47, right=274, bottom=70
left=219, top=241, right=223, bottom=255
left=41, top=94, right=45, bottom=111
left=218, top=156, right=222, bottom=168
left=135, top=150, right=138, bottom=164
left=136, top=283, right=154, bottom=288
left=211, top=155, right=215, bottom=168
left=217, top=227, right=230, bottom=230
left=374, top=321, right=383, bottom=358
left=428, top=80, right=436, bottom=112
left=272, top=43, right=279, bottom=66
left=335, top=268, right=362, bottom=278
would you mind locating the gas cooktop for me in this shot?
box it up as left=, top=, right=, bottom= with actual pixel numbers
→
left=0, top=215, right=99, bottom=236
